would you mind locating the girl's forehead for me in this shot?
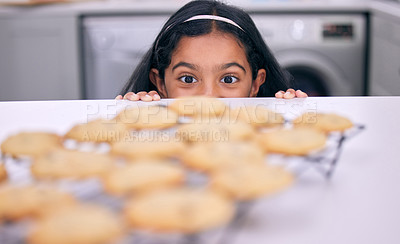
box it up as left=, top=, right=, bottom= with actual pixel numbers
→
left=171, top=31, right=248, bottom=65
left=175, top=31, right=242, bottom=49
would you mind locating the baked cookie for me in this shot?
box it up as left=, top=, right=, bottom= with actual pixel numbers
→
left=176, top=120, right=255, bottom=143
left=103, top=160, right=185, bottom=196
left=0, top=184, right=76, bottom=221
left=124, top=188, right=234, bottom=233
left=181, top=142, right=266, bottom=172
left=32, top=149, right=115, bottom=179
left=0, top=162, right=6, bottom=182
left=211, top=164, right=293, bottom=200
left=168, top=96, right=228, bottom=118
left=229, top=106, right=285, bottom=128
left=28, top=204, right=124, bottom=244
left=293, top=112, right=353, bottom=133
left=257, top=127, right=327, bottom=155
left=116, top=105, right=179, bottom=130
left=110, top=135, right=185, bottom=160
left=65, top=118, right=129, bottom=143
left=0, top=132, right=61, bottom=158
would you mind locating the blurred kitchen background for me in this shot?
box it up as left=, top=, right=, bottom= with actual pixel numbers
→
left=0, top=0, right=399, bottom=101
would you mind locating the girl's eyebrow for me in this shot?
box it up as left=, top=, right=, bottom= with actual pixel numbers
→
left=172, top=61, right=246, bottom=73
left=221, top=62, right=246, bottom=73
left=172, top=62, right=197, bottom=71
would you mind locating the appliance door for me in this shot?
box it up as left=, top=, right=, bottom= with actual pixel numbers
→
left=82, top=15, right=169, bottom=99
left=276, top=49, right=350, bottom=96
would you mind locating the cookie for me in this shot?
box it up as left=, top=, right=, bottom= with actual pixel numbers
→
left=257, top=127, right=327, bottom=155
left=293, top=112, right=353, bottom=133
left=181, top=141, right=266, bottom=172
left=65, top=118, right=129, bottom=143
left=116, top=105, right=179, bottom=130
left=168, top=96, right=228, bottom=118
left=28, top=204, right=124, bottom=244
left=0, top=132, right=61, bottom=158
left=176, top=120, right=255, bottom=143
left=211, top=164, right=293, bottom=200
left=0, top=162, right=6, bottom=182
left=124, top=188, right=234, bottom=233
left=31, top=149, right=115, bottom=179
left=110, top=135, right=185, bottom=160
left=0, top=184, right=76, bottom=221
left=103, top=160, right=185, bottom=196
left=229, top=106, right=285, bottom=128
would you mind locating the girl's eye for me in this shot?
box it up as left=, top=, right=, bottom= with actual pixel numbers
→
left=221, top=76, right=238, bottom=84
left=179, top=76, right=198, bottom=84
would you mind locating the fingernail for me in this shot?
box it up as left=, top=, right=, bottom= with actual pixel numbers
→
left=127, top=94, right=136, bottom=100
left=154, top=94, right=161, bottom=100
left=285, top=92, right=290, bottom=96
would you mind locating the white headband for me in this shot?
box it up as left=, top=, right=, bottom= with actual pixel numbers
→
left=156, top=15, right=244, bottom=49
left=183, top=15, right=244, bottom=32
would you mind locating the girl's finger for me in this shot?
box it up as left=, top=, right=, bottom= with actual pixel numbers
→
left=275, top=91, right=285, bottom=98
left=115, top=95, right=123, bottom=100
left=124, top=92, right=139, bottom=101
left=137, top=92, right=153, bottom=102
left=283, top=89, right=296, bottom=99
left=286, top=88, right=295, bottom=94
left=123, top=92, right=134, bottom=100
left=295, top=90, right=308, bottom=98
left=148, top=90, right=161, bottom=101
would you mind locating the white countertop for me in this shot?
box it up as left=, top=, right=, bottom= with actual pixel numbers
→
left=1, top=0, right=399, bottom=24
left=0, top=96, right=399, bottom=244
left=371, top=0, right=400, bottom=21
left=0, top=0, right=372, bottom=17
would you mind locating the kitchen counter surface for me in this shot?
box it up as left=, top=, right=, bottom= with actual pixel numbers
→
left=371, top=0, right=400, bottom=21
left=0, top=0, right=372, bottom=17
left=0, top=1, right=398, bottom=24
left=0, top=96, right=399, bottom=244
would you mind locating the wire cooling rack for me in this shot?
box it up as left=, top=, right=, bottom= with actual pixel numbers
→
left=278, top=124, right=366, bottom=179
left=0, top=124, right=365, bottom=244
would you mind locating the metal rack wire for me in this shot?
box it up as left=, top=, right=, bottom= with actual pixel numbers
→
left=293, top=124, right=365, bottom=179
left=0, top=124, right=365, bottom=244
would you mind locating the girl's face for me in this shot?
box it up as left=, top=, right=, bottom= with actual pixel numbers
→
left=150, top=31, right=266, bottom=98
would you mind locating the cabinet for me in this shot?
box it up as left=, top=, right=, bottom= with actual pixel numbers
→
left=0, top=15, right=81, bottom=101
left=369, top=15, right=400, bottom=95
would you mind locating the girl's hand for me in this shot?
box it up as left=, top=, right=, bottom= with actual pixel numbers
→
left=116, top=89, right=307, bottom=100
left=115, top=91, right=161, bottom=102
left=275, top=89, right=308, bottom=99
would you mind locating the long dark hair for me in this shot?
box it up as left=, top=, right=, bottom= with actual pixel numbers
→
left=121, top=0, right=292, bottom=97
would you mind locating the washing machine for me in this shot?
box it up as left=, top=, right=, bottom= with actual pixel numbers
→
left=82, top=15, right=169, bottom=99
left=251, top=14, right=367, bottom=96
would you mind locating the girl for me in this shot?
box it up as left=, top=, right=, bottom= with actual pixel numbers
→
left=116, top=0, right=307, bottom=102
